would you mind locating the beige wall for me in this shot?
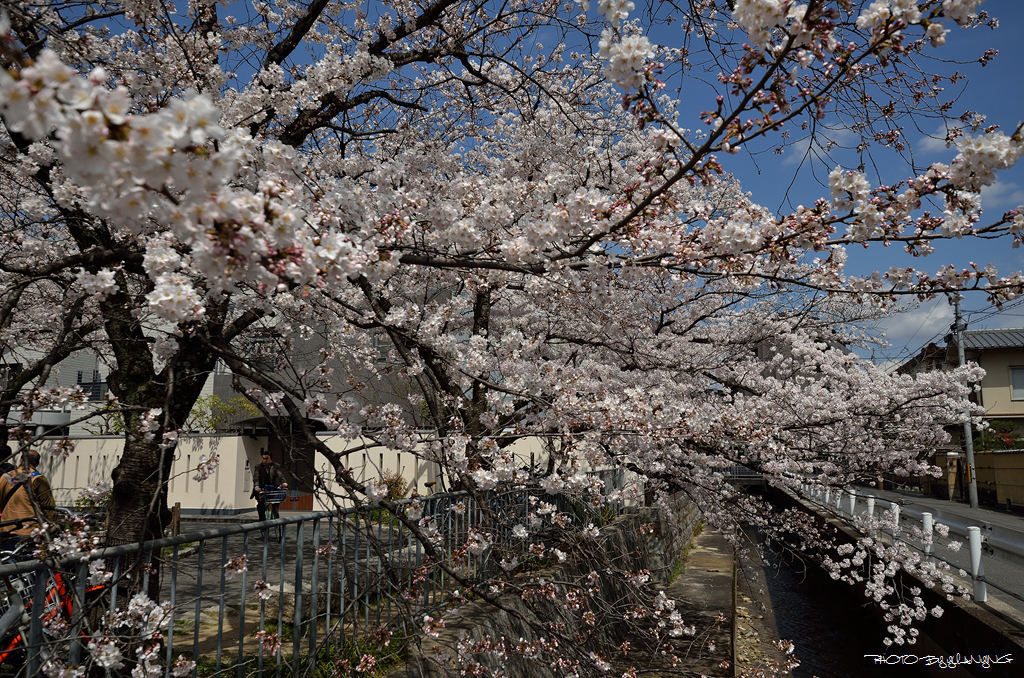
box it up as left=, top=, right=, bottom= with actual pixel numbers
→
left=973, top=450, right=1024, bottom=508
left=42, top=435, right=261, bottom=513
left=39, top=433, right=632, bottom=513
left=41, top=434, right=454, bottom=513
left=310, top=434, right=554, bottom=510
left=970, top=348, right=1024, bottom=418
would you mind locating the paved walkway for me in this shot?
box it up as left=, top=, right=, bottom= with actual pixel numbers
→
left=657, top=529, right=735, bottom=677
left=862, top=487, right=1024, bottom=534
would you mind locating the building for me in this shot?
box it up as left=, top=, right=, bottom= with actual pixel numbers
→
left=899, top=329, right=1024, bottom=507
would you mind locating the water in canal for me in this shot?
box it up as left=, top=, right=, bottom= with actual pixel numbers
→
left=749, top=531, right=1010, bottom=677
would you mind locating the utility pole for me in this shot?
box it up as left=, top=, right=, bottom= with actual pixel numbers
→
left=953, top=296, right=980, bottom=509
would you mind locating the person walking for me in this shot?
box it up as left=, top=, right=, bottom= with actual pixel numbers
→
left=0, top=450, right=55, bottom=550
left=252, top=452, right=288, bottom=538
left=0, top=425, right=15, bottom=474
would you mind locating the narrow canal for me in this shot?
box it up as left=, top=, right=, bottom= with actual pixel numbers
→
left=739, top=519, right=1014, bottom=677
left=761, top=546, right=967, bottom=676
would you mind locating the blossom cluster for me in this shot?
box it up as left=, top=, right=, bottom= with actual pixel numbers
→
left=731, top=0, right=791, bottom=48
left=598, top=29, right=656, bottom=90
left=2, top=0, right=1023, bottom=669
left=192, top=453, right=220, bottom=482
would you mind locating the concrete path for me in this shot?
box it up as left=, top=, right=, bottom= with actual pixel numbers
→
left=656, top=529, right=735, bottom=677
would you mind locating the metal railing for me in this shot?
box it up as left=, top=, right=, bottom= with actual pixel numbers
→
left=0, top=487, right=622, bottom=677
left=793, top=483, right=1024, bottom=607
left=723, top=465, right=762, bottom=478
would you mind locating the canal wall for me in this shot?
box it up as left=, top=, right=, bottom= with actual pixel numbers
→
left=774, top=487, right=1024, bottom=674
left=389, top=493, right=713, bottom=678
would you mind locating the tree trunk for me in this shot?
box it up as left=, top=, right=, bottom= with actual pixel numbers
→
left=105, top=436, right=174, bottom=599
left=107, top=436, right=174, bottom=546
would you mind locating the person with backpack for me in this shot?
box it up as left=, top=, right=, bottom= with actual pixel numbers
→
left=0, top=450, right=55, bottom=549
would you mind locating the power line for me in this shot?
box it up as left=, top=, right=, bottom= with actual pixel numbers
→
left=873, top=296, right=1024, bottom=367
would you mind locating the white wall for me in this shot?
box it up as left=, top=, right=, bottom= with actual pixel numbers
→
left=40, top=433, right=634, bottom=513
left=43, top=435, right=260, bottom=513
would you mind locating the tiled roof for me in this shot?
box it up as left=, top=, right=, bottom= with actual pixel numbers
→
left=958, top=328, right=1024, bottom=349
left=896, top=342, right=946, bottom=374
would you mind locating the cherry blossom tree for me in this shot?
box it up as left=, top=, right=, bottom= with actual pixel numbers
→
left=0, top=0, right=1022, bottom=674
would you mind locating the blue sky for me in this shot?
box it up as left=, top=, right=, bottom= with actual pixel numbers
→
left=866, top=0, right=1024, bottom=365
left=692, top=1, right=1024, bottom=364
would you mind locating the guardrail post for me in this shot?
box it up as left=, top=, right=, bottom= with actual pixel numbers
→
left=891, top=504, right=900, bottom=535
left=968, top=526, right=988, bottom=602
left=847, top=492, right=856, bottom=517
left=922, top=512, right=933, bottom=561
left=825, top=488, right=831, bottom=506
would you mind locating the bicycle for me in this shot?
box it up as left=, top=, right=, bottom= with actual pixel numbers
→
left=0, top=515, right=106, bottom=671
left=258, top=485, right=287, bottom=542
left=0, top=538, right=70, bottom=668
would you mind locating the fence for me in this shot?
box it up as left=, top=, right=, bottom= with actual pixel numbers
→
left=0, top=487, right=624, bottom=677
left=793, top=483, right=1024, bottom=610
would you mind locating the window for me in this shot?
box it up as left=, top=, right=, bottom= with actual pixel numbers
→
left=76, top=369, right=108, bottom=401
left=0, top=363, right=22, bottom=389
left=1012, top=367, right=1024, bottom=400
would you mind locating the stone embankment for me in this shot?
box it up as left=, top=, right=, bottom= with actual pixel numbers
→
left=390, top=496, right=745, bottom=678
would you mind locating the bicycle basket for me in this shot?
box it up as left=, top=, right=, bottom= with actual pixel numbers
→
left=0, top=571, right=70, bottom=638
left=262, top=486, right=287, bottom=504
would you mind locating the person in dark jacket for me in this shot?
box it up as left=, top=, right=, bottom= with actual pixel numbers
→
left=0, top=445, right=14, bottom=475
left=0, top=425, right=15, bottom=474
left=251, top=452, right=288, bottom=522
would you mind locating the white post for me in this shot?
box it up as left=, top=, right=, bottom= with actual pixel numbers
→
left=848, top=492, right=856, bottom=517
left=922, top=512, right=933, bottom=561
left=968, top=526, right=988, bottom=602
left=867, top=496, right=876, bottom=535
left=891, top=504, right=900, bottom=535
left=825, top=488, right=831, bottom=506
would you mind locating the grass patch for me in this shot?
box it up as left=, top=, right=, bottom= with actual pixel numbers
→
left=192, top=634, right=405, bottom=677
left=162, top=542, right=197, bottom=557
left=668, top=521, right=704, bottom=583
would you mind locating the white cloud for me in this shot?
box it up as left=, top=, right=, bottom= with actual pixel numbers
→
left=873, top=298, right=1024, bottom=369
left=980, top=179, right=1024, bottom=211
left=875, top=298, right=952, bottom=356
left=914, top=123, right=963, bottom=156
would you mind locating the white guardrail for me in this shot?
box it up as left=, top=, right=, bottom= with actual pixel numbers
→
left=794, top=484, right=1024, bottom=605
